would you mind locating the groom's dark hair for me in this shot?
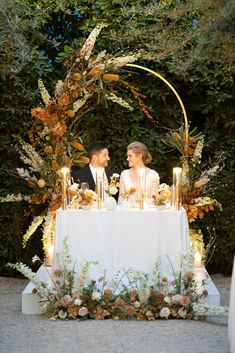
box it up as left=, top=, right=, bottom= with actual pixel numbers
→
left=89, top=143, right=107, bottom=157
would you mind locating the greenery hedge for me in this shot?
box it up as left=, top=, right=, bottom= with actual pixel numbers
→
left=0, top=0, right=234, bottom=275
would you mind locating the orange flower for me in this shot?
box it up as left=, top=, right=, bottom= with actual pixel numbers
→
left=44, top=145, right=53, bottom=154
left=130, top=290, right=139, bottom=301
left=68, top=306, right=79, bottom=319
left=103, top=290, right=112, bottom=300
left=51, top=160, right=60, bottom=171
left=53, top=269, right=63, bottom=277
left=58, top=95, right=69, bottom=107
left=66, top=109, right=75, bottom=118
left=42, top=193, right=49, bottom=202
left=194, top=178, right=209, bottom=189
left=73, top=72, right=82, bottom=81
left=69, top=141, right=84, bottom=151
left=87, top=66, right=102, bottom=78
left=31, top=107, right=45, bottom=120
left=124, top=305, right=136, bottom=317
left=78, top=156, right=90, bottom=164
left=184, top=271, right=194, bottom=280
left=161, top=277, right=168, bottom=283
left=102, top=73, right=120, bottom=82
left=179, top=295, right=191, bottom=308
left=114, top=297, right=125, bottom=308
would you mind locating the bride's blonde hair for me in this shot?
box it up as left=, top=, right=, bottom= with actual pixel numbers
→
left=127, top=141, right=152, bottom=165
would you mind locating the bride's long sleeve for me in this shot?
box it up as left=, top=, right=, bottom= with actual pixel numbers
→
left=148, top=171, right=160, bottom=197
left=118, top=172, right=126, bottom=204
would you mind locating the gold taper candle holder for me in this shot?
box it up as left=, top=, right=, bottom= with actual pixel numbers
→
left=139, top=193, right=144, bottom=210
left=137, top=167, right=146, bottom=210
left=61, top=167, right=70, bottom=210
left=96, top=167, right=104, bottom=210
left=172, top=167, right=182, bottom=210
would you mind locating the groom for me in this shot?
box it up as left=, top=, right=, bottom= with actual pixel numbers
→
left=72, top=142, right=116, bottom=192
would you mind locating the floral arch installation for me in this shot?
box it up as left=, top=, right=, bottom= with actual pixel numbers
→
left=125, top=63, right=189, bottom=148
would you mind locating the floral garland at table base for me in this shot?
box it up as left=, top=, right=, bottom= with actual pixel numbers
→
left=8, top=239, right=228, bottom=321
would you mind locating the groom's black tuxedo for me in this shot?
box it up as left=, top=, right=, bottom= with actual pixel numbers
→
left=72, top=165, right=114, bottom=191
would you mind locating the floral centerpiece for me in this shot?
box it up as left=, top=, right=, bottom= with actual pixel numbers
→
left=153, top=183, right=172, bottom=206
left=70, top=183, right=96, bottom=209
left=120, top=187, right=137, bottom=202
left=105, top=173, right=120, bottom=197
left=7, top=239, right=228, bottom=321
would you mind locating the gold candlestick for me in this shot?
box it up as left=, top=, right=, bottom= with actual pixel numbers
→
left=96, top=167, right=104, bottom=210
left=173, top=167, right=182, bottom=210
left=137, top=167, right=146, bottom=210
left=61, top=167, right=70, bottom=210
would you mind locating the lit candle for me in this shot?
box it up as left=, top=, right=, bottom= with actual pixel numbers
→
left=61, top=167, right=70, bottom=210
left=137, top=168, right=146, bottom=210
left=194, top=251, right=202, bottom=267
left=47, top=245, right=54, bottom=267
left=96, top=167, right=104, bottom=210
left=173, top=167, right=182, bottom=210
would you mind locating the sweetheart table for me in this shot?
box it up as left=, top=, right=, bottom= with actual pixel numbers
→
left=52, top=207, right=190, bottom=281
left=22, top=207, right=221, bottom=314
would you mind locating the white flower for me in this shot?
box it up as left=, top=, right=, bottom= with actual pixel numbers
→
left=164, top=296, right=171, bottom=304
left=22, top=216, right=45, bottom=248
left=192, top=302, right=229, bottom=317
left=16, top=168, right=31, bottom=180
left=78, top=307, right=88, bottom=317
left=134, top=301, right=141, bottom=309
left=92, top=291, right=101, bottom=301
left=159, top=307, right=171, bottom=318
left=70, top=183, right=79, bottom=192
left=54, top=80, right=65, bottom=97
left=172, top=294, right=182, bottom=302
left=73, top=94, right=91, bottom=112
left=106, top=52, right=141, bottom=68
left=108, top=186, right=118, bottom=195
left=178, top=307, right=187, bottom=318
left=42, top=210, right=55, bottom=253
left=74, top=298, right=82, bottom=306
left=79, top=24, right=108, bottom=61
left=106, top=92, right=133, bottom=111
left=194, top=196, right=213, bottom=206
left=32, top=255, right=40, bottom=263
left=58, top=310, right=67, bottom=320
left=38, top=79, right=51, bottom=106
left=0, top=193, right=31, bottom=203
left=159, top=183, right=170, bottom=191
left=7, top=262, right=48, bottom=298
left=145, top=310, right=153, bottom=317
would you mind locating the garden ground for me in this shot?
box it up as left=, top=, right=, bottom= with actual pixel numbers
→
left=0, top=274, right=231, bottom=353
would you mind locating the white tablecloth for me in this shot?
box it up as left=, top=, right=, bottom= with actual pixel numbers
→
left=229, top=256, right=235, bottom=353
left=53, top=208, right=190, bottom=281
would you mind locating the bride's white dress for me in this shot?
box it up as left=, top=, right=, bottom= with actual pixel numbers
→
left=119, top=168, right=159, bottom=203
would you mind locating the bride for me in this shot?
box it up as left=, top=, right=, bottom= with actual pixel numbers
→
left=119, top=141, right=160, bottom=204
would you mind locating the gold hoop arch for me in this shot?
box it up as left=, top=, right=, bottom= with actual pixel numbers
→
left=125, top=63, right=189, bottom=146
